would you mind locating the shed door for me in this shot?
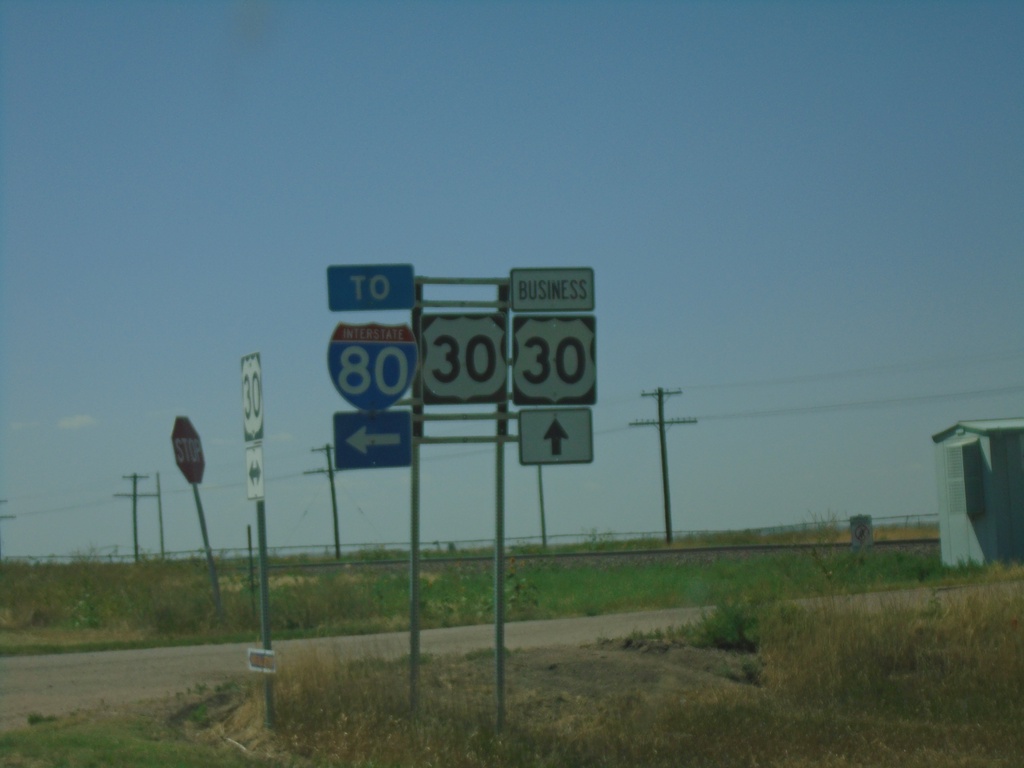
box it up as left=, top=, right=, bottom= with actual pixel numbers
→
left=945, top=438, right=985, bottom=519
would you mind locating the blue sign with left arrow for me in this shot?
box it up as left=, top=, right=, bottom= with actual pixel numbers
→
left=334, top=410, right=412, bottom=470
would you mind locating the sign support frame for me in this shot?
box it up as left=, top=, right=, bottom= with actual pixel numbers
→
left=329, top=267, right=593, bottom=732
left=407, top=276, right=517, bottom=730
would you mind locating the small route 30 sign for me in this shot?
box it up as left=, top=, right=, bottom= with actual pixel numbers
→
left=241, top=352, right=265, bottom=501
left=241, top=353, right=264, bottom=443
left=420, top=314, right=507, bottom=404
left=512, top=315, right=596, bottom=405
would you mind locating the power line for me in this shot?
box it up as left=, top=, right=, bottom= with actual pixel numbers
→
left=695, top=383, right=1024, bottom=422
left=5, top=497, right=133, bottom=519
left=681, top=347, right=1024, bottom=391
left=5, top=381, right=1021, bottom=525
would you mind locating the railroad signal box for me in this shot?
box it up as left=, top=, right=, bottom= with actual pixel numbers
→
left=932, top=419, right=1024, bottom=566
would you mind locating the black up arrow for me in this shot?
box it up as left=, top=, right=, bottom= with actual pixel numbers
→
left=249, top=460, right=262, bottom=485
left=544, top=418, right=569, bottom=456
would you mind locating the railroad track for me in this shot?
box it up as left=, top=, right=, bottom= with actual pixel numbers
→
left=266, top=537, right=940, bottom=573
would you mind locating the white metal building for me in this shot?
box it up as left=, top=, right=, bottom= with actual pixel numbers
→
left=932, top=418, right=1024, bottom=566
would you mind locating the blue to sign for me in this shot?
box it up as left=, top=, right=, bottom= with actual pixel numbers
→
left=327, top=264, right=415, bottom=311
left=334, top=410, right=412, bottom=470
left=328, top=322, right=418, bottom=411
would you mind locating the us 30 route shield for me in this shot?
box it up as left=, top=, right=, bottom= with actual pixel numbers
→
left=512, top=316, right=596, bottom=405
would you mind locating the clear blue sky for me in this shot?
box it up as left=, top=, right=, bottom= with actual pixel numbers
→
left=2, top=1, right=1022, bottom=559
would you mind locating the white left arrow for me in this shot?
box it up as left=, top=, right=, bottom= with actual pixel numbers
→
left=347, top=426, right=402, bottom=455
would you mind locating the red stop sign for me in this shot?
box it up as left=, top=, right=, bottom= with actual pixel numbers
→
left=171, top=416, right=205, bottom=485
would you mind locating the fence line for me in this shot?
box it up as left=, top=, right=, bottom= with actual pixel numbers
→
left=3, top=514, right=938, bottom=564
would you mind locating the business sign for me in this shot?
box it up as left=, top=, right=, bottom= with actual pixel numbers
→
left=510, top=268, right=594, bottom=312
left=420, top=314, right=508, bottom=404
left=512, top=316, right=596, bottom=405
left=334, top=410, right=413, bottom=470
left=327, top=264, right=415, bottom=311
left=519, top=408, right=593, bottom=465
left=328, top=322, right=417, bottom=411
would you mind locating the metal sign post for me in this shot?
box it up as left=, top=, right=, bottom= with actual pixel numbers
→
left=242, top=352, right=274, bottom=729
left=494, top=282, right=509, bottom=730
left=409, top=437, right=422, bottom=713
left=409, top=281, right=423, bottom=715
left=191, top=484, right=224, bottom=623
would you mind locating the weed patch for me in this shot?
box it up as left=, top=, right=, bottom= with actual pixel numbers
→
left=239, top=586, right=1024, bottom=768
left=760, top=586, right=1024, bottom=722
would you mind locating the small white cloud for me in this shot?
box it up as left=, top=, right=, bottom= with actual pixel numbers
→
left=58, top=414, right=99, bottom=430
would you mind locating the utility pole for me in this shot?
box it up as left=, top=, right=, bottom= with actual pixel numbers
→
left=115, top=474, right=158, bottom=562
left=0, top=499, right=12, bottom=560
left=304, top=444, right=341, bottom=560
left=630, top=388, right=697, bottom=544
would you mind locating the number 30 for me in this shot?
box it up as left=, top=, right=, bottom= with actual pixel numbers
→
left=521, top=336, right=586, bottom=385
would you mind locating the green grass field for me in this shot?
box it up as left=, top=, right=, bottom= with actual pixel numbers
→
left=0, top=529, right=950, bottom=655
left=0, top=715, right=256, bottom=768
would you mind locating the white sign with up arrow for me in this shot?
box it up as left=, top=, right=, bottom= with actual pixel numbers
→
left=518, top=408, right=593, bottom=465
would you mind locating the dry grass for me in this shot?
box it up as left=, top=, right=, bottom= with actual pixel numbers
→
left=233, top=582, right=1024, bottom=768
left=762, top=583, right=1024, bottom=721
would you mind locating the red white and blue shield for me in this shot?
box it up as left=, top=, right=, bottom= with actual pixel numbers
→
left=327, top=322, right=418, bottom=412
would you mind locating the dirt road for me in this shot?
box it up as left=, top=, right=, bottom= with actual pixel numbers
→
left=7, top=582, right=1018, bottom=733
left=0, top=606, right=706, bottom=732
